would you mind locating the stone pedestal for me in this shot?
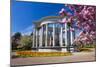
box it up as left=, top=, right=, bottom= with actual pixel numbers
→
left=61, top=48, right=67, bottom=52
left=38, top=49, right=59, bottom=52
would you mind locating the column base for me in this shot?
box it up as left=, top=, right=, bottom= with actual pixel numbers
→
left=61, top=48, right=67, bottom=52
left=70, top=47, right=75, bottom=52
left=32, top=47, right=74, bottom=52
left=38, top=49, right=59, bottom=52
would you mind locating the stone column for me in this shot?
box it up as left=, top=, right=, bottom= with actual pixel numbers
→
left=49, top=37, right=52, bottom=46
left=65, top=23, right=67, bottom=47
left=36, top=29, right=38, bottom=48
left=59, top=31, right=61, bottom=47
left=45, top=24, right=48, bottom=47
left=39, top=26, right=43, bottom=47
left=67, top=28, right=71, bottom=52
left=60, top=24, right=63, bottom=47
left=71, top=30, right=75, bottom=45
left=32, top=28, right=35, bottom=48
left=53, top=23, right=55, bottom=47
left=71, top=31, right=73, bottom=45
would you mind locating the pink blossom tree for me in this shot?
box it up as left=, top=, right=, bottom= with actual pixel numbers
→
left=59, top=4, right=96, bottom=48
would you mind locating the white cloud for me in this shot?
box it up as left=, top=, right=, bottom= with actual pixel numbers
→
left=21, top=25, right=33, bottom=36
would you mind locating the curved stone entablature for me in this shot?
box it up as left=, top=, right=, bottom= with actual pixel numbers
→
left=34, top=16, right=63, bottom=28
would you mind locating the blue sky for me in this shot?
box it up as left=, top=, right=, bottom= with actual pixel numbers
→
left=11, top=0, right=65, bottom=35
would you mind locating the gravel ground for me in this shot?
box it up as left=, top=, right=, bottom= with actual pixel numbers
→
left=11, top=50, right=96, bottom=66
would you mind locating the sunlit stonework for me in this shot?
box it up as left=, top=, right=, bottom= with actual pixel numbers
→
left=32, top=16, right=75, bottom=52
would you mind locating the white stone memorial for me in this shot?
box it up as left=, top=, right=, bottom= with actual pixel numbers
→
left=32, top=16, right=75, bottom=52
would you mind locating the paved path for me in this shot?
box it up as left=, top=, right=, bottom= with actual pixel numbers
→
left=11, top=51, right=95, bottom=66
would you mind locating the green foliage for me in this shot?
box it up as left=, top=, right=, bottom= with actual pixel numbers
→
left=79, top=48, right=93, bottom=52
left=20, top=36, right=32, bottom=50
left=83, top=44, right=95, bottom=48
left=12, top=32, right=22, bottom=50
left=67, top=22, right=71, bottom=27
left=13, top=32, right=22, bottom=39
left=11, top=32, right=33, bottom=51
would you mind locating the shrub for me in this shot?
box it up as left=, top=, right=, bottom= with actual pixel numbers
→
left=79, top=48, right=93, bottom=52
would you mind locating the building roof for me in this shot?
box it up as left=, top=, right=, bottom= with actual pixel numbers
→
left=33, top=16, right=63, bottom=28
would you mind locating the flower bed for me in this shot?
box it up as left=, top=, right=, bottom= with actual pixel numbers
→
left=16, top=51, right=72, bottom=57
